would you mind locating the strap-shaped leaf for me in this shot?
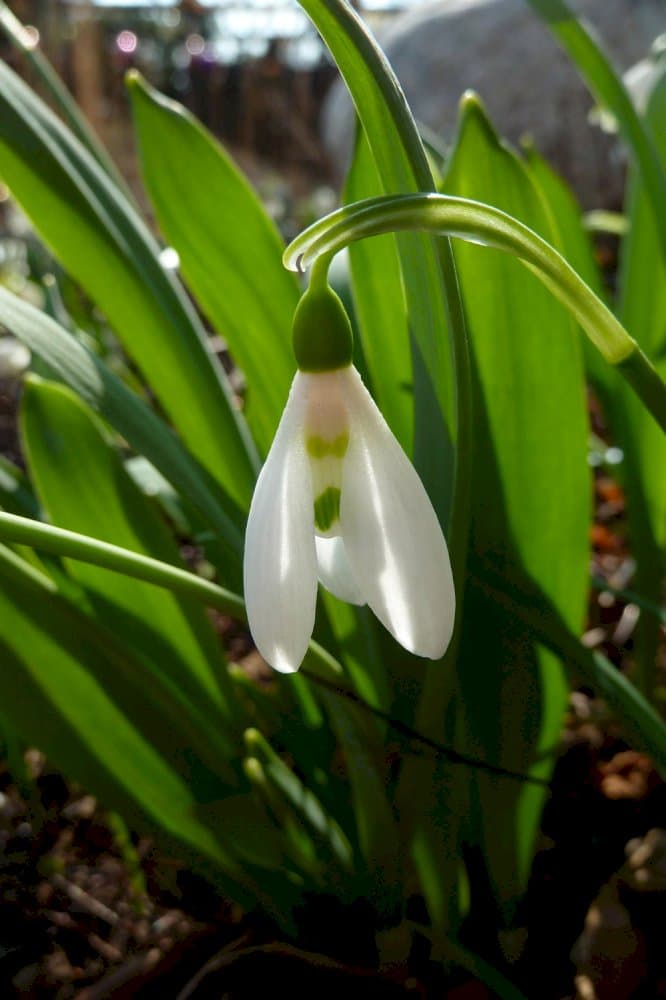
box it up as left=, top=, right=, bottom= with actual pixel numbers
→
left=128, top=73, right=298, bottom=457
left=0, top=544, right=247, bottom=888
left=523, top=0, right=666, bottom=263
left=20, top=378, right=237, bottom=734
left=613, top=61, right=666, bottom=695
left=0, top=58, right=257, bottom=506
left=344, top=129, right=412, bottom=452
left=0, top=288, right=244, bottom=573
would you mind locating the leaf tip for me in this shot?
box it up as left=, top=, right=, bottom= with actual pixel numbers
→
left=457, top=90, right=501, bottom=145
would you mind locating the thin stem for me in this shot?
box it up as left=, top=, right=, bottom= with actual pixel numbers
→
left=301, top=669, right=550, bottom=788
left=0, top=511, right=342, bottom=687
left=0, top=511, right=244, bottom=616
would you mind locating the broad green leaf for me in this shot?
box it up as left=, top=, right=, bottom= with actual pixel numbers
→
left=522, top=138, right=615, bottom=399
left=0, top=288, right=244, bottom=574
left=0, top=2, right=125, bottom=186
left=523, top=0, right=666, bottom=264
left=344, top=129, right=412, bottom=451
left=20, top=378, right=237, bottom=733
left=473, top=563, right=666, bottom=778
left=128, top=73, right=298, bottom=456
left=442, top=96, right=589, bottom=917
left=614, top=62, right=666, bottom=695
left=19, top=383, right=245, bottom=794
left=0, top=59, right=257, bottom=507
left=0, top=544, right=248, bottom=892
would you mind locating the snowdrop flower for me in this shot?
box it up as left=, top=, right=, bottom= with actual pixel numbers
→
left=244, top=272, right=455, bottom=673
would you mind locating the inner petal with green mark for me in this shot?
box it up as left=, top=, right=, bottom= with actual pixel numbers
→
left=303, top=370, right=351, bottom=538
left=314, top=486, right=341, bottom=533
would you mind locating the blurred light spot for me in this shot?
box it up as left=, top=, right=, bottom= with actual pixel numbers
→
left=0, top=184, right=9, bottom=203
left=605, top=447, right=624, bottom=465
left=23, top=25, right=40, bottom=50
left=171, top=44, right=190, bottom=70
left=171, top=69, right=190, bottom=92
left=116, top=30, right=138, bottom=54
left=0, top=338, right=31, bottom=378
left=186, top=33, right=205, bottom=57
left=159, top=247, right=180, bottom=270
left=162, top=9, right=181, bottom=28
left=213, top=36, right=240, bottom=65
left=242, top=37, right=269, bottom=59
left=284, top=35, right=321, bottom=70
left=613, top=602, right=640, bottom=645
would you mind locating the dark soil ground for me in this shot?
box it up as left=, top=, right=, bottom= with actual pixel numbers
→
left=1, top=692, right=664, bottom=999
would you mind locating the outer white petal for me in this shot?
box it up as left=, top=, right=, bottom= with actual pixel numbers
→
left=244, top=373, right=317, bottom=673
left=315, top=535, right=365, bottom=606
left=340, top=367, right=455, bottom=658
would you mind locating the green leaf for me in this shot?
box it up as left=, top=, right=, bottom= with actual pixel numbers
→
left=614, top=61, right=666, bottom=695
left=20, top=378, right=236, bottom=720
left=127, top=73, right=299, bottom=456
left=344, top=128, right=412, bottom=451
left=0, top=543, right=249, bottom=891
left=0, top=2, right=125, bottom=186
left=21, top=381, right=246, bottom=786
left=522, top=137, right=615, bottom=399
left=0, top=287, right=244, bottom=571
left=523, top=0, right=666, bottom=264
left=245, top=728, right=354, bottom=875
left=0, top=59, right=257, bottom=507
left=442, top=95, right=589, bottom=915
left=472, top=563, right=666, bottom=778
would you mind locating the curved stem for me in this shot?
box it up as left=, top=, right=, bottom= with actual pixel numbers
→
left=285, top=193, right=666, bottom=431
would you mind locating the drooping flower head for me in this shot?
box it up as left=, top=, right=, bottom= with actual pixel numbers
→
left=243, top=264, right=455, bottom=673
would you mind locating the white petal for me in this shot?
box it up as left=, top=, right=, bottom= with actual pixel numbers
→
left=315, top=535, right=365, bottom=606
left=340, top=367, right=455, bottom=659
left=244, top=373, right=317, bottom=673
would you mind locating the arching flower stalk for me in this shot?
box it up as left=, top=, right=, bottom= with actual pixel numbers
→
left=243, top=262, right=455, bottom=673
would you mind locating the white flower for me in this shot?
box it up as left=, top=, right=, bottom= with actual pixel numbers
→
left=243, top=364, right=455, bottom=673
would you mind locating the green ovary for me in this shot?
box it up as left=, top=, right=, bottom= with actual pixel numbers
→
left=314, top=487, right=341, bottom=532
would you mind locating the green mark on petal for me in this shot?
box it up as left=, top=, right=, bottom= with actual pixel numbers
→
left=306, top=433, right=349, bottom=459
left=314, top=487, right=341, bottom=532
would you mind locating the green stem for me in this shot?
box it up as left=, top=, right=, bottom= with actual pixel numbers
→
left=0, top=512, right=342, bottom=684
left=285, top=194, right=666, bottom=431
left=616, top=349, right=666, bottom=433
left=0, top=511, right=244, bottom=616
